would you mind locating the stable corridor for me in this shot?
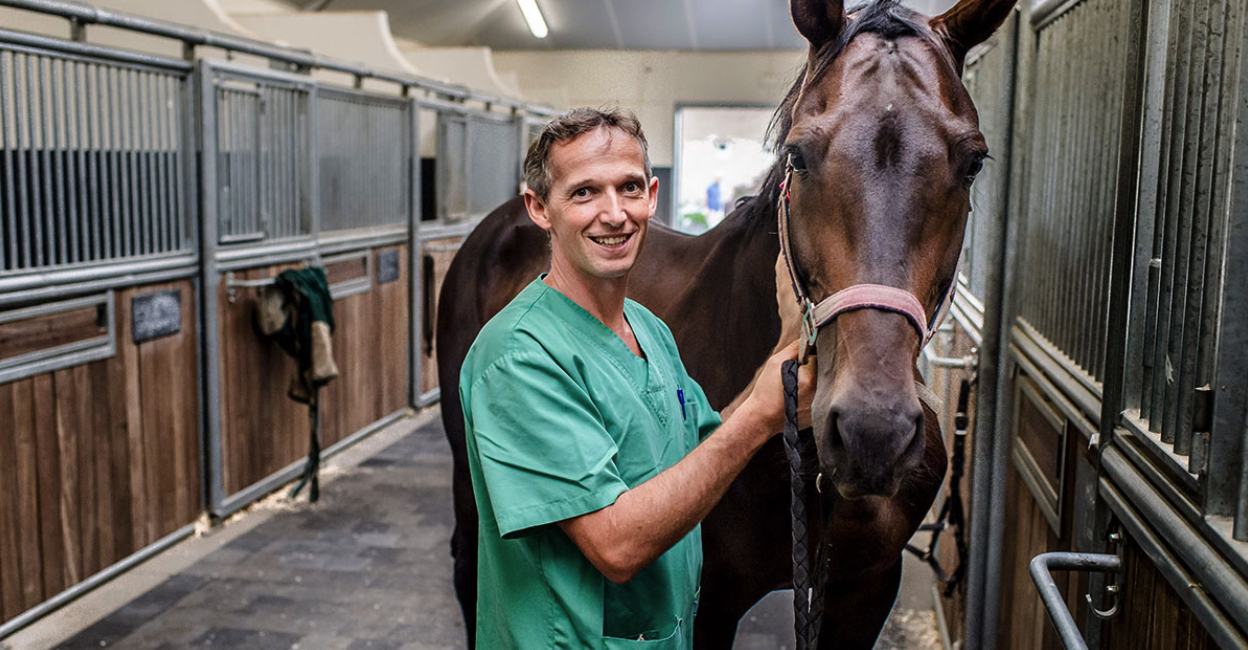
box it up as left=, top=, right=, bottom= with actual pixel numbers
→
left=4, top=410, right=941, bottom=650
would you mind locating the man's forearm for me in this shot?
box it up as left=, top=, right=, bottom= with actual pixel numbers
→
left=558, top=401, right=773, bottom=583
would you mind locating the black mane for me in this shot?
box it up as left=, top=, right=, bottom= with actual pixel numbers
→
left=738, top=0, right=939, bottom=223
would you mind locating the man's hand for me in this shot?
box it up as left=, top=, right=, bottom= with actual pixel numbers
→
left=774, top=253, right=803, bottom=354
left=739, top=340, right=817, bottom=435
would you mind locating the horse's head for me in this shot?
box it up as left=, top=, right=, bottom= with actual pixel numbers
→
left=779, top=0, right=1014, bottom=499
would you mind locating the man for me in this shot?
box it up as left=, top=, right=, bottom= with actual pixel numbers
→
left=459, top=107, right=814, bottom=648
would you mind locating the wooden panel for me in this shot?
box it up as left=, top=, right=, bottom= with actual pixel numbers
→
left=325, top=256, right=368, bottom=285
left=218, top=264, right=305, bottom=495
left=376, top=246, right=409, bottom=416
left=1105, top=539, right=1220, bottom=650
left=0, top=279, right=201, bottom=628
left=0, top=382, right=22, bottom=621
left=217, top=246, right=409, bottom=495
left=420, top=236, right=464, bottom=395
left=0, top=304, right=106, bottom=362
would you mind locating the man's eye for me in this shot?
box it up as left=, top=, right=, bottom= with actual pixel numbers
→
left=624, top=182, right=641, bottom=193
left=573, top=187, right=591, bottom=198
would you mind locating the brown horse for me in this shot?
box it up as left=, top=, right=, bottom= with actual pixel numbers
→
left=436, top=0, right=1014, bottom=647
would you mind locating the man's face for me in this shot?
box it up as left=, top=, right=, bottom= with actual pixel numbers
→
left=525, top=126, right=658, bottom=284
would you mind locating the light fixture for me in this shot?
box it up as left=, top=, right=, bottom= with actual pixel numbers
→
left=516, top=0, right=549, bottom=39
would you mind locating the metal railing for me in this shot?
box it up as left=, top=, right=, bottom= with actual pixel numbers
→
left=0, top=44, right=191, bottom=274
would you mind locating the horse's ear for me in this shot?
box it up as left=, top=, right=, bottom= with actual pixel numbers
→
left=790, top=0, right=847, bottom=49
left=932, top=0, right=1017, bottom=65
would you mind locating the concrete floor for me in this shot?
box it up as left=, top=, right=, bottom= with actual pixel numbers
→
left=3, top=408, right=943, bottom=650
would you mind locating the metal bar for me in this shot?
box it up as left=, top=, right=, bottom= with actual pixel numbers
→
left=0, top=252, right=195, bottom=294
left=969, top=13, right=1021, bottom=650
left=14, top=52, right=30, bottom=270
left=72, top=61, right=89, bottom=263
left=154, top=72, right=170, bottom=254
left=408, top=96, right=421, bottom=408
left=117, top=66, right=133, bottom=258
left=1028, top=552, right=1120, bottom=650
left=85, top=61, right=100, bottom=263
left=33, top=53, right=49, bottom=268
left=1, top=50, right=16, bottom=272
left=0, top=0, right=563, bottom=116
left=137, top=70, right=153, bottom=256
left=0, top=522, right=196, bottom=640
left=52, top=57, right=72, bottom=266
left=48, top=56, right=67, bottom=265
left=101, top=64, right=115, bottom=260
left=197, top=61, right=225, bottom=517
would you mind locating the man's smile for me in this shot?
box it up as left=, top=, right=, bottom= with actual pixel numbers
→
left=588, top=233, right=634, bottom=248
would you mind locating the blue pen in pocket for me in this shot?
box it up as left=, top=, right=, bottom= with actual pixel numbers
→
left=677, top=388, right=687, bottom=420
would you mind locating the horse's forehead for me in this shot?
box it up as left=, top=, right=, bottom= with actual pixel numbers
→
left=795, top=32, right=970, bottom=133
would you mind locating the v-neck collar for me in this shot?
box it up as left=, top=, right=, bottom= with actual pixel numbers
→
left=532, top=275, right=651, bottom=365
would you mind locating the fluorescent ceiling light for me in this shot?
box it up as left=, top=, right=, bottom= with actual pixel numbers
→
left=516, top=0, right=549, bottom=39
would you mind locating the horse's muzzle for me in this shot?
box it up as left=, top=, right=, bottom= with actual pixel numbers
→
left=814, top=391, right=925, bottom=499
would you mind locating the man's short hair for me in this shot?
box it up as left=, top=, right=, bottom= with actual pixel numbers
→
left=523, top=107, right=653, bottom=200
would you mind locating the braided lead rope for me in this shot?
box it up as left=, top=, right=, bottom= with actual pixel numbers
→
left=782, top=360, right=823, bottom=650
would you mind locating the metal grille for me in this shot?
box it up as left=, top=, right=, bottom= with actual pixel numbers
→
left=1015, top=0, right=1132, bottom=384
left=436, top=113, right=467, bottom=221
left=317, top=90, right=409, bottom=232
left=1124, top=0, right=1239, bottom=467
left=0, top=47, right=188, bottom=274
left=215, top=80, right=309, bottom=243
left=467, top=115, right=520, bottom=217
left=960, top=22, right=1015, bottom=303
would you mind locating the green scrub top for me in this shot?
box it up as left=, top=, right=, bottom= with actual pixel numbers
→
left=460, top=276, right=722, bottom=650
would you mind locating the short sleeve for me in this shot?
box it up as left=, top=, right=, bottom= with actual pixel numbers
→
left=467, top=350, right=629, bottom=539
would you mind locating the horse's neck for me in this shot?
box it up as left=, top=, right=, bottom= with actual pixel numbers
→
left=644, top=196, right=784, bottom=406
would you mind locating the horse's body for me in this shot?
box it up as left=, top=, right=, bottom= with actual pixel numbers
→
left=437, top=1, right=1014, bottom=647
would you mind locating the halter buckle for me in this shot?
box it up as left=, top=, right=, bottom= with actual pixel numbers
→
left=797, top=301, right=818, bottom=364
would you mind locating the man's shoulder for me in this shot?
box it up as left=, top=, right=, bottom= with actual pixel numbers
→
left=463, top=281, right=564, bottom=382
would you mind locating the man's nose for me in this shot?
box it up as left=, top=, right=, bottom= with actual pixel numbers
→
left=600, top=190, right=626, bottom=226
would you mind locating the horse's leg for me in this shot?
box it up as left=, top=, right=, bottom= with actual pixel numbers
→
left=441, top=381, right=480, bottom=648
left=449, top=455, right=479, bottom=648
left=816, top=559, right=903, bottom=650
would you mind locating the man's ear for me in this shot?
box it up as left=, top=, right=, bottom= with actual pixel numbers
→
left=647, top=176, right=660, bottom=218
left=932, top=0, right=1017, bottom=69
left=790, top=0, right=847, bottom=51
left=524, top=189, right=552, bottom=231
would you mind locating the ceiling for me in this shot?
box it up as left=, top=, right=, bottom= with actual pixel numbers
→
left=297, top=0, right=960, bottom=51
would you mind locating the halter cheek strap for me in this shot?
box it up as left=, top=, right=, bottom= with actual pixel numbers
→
left=778, top=159, right=960, bottom=364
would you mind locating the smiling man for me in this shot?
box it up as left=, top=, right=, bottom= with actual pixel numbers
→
left=458, top=107, right=814, bottom=649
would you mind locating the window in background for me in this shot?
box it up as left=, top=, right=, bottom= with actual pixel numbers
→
left=673, top=105, right=776, bottom=234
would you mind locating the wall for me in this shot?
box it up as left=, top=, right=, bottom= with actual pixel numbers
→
left=492, top=49, right=806, bottom=166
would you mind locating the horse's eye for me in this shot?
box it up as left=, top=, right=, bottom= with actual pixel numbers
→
left=967, top=158, right=984, bottom=177
left=788, top=151, right=807, bottom=172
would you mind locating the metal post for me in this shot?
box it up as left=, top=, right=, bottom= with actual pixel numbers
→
left=964, top=12, right=1022, bottom=650
left=197, top=61, right=225, bottom=516
left=409, top=98, right=422, bottom=408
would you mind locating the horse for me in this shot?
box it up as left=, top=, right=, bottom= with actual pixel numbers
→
left=436, top=0, right=1014, bottom=647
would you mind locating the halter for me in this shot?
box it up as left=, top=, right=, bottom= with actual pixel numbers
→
left=776, top=155, right=959, bottom=363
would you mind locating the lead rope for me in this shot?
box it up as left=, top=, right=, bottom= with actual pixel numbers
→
left=783, top=360, right=825, bottom=650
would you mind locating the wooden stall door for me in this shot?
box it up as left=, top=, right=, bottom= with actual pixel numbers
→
left=0, top=281, right=201, bottom=625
